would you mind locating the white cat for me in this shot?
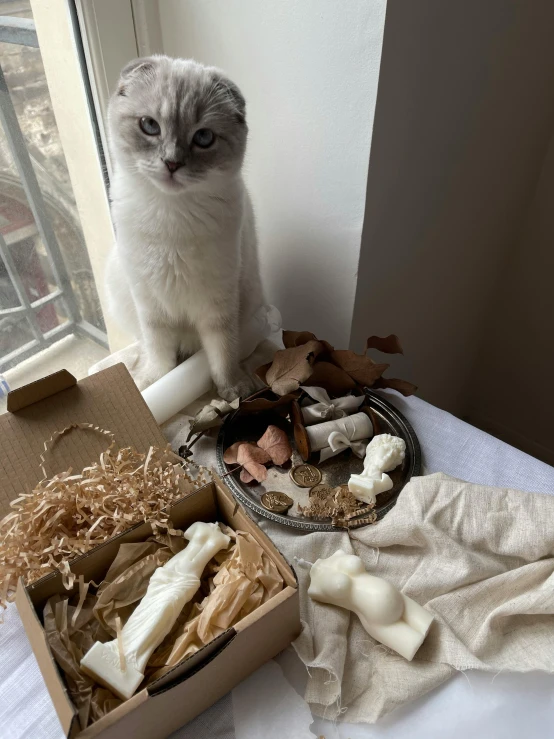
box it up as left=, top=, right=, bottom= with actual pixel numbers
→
left=105, top=55, right=263, bottom=400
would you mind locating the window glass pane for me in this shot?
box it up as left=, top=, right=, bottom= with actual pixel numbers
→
left=0, top=311, right=34, bottom=359
left=0, top=0, right=108, bottom=403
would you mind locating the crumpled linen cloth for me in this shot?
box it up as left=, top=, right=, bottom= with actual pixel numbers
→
left=260, top=472, right=554, bottom=723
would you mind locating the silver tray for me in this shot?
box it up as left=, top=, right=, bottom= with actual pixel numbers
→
left=216, top=389, right=421, bottom=531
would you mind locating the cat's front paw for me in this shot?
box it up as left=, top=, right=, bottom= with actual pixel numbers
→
left=217, top=372, right=258, bottom=402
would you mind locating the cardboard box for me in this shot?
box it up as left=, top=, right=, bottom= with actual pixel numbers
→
left=0, top=365, right=300, bottom=739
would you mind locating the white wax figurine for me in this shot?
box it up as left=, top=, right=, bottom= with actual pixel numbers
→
left=80, top=522, right=230, bottom=700
left=308, top=551, right=434, bottom=661
left=348, top=433, right=406, bottom=505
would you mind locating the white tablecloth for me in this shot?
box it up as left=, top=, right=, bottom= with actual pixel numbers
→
left=2, top=391, right=554, bottom=739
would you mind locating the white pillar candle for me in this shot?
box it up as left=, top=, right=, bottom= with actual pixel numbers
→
left=142, top=305, right=282, bottom=425
left=306, top=412, right=373, bottom=462
left=80, top=522, right=230, bottom=700
left=308, top=550, right=433, bottom=661
left=348, top=433, right=406, bottom=504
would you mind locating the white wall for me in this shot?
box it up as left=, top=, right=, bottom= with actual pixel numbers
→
left=159, top=0, right=387, bottom=347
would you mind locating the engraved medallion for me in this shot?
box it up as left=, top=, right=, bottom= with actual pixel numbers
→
left=261, top=492, right=294, bottom=514
left=309, top=483, right=333, bottom=500
left=289, top=463, right=322, bottom=488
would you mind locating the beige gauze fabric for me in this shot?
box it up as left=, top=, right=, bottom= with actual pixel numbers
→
left=259, top=472, right=554, bottom=723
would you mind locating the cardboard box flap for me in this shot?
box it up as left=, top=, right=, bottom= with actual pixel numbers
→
left=0, top=364, right=166, bottom=516
left=16, top=580, right=79, bottom=737
left=7, top=369, right=76, bottom=412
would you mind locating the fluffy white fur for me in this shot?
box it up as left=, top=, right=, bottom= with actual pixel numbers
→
left=105, top=56, right=263, bottom=400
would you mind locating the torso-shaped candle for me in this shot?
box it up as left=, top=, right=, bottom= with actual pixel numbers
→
left=308, top=550, right=433, bottom=661
left=80, top=521, right=230, bottom=699
left=348, top=433, right=406, bottom=504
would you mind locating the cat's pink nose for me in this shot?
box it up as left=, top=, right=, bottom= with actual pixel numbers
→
left=164, top=160, right=183, bottom=173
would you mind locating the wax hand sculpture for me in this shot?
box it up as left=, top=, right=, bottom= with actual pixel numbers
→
left=308, top=551, right=433, bottom=661
left=80, top=522, right=230, bottom=700
left=348, top=433, right=406, bottom=504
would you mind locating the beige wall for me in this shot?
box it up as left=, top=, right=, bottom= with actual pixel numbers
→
left=350, top=1, right=554, bottom=429
left=466, top=132, right=554, bottom=466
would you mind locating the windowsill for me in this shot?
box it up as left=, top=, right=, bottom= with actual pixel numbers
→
left=0, top=333, right=108, bottom=414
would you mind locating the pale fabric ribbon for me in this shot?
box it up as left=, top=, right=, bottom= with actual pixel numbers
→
left=300, top=386, right=364, bottom=426
left=320, top=431, right=368, bottom=462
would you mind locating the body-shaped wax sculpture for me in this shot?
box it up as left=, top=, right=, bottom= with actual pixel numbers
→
left=348, top=433, right=406, bottom=504
left=308, top=551, right=433, bottom=661
left=80, top=522, right=230, bottom=700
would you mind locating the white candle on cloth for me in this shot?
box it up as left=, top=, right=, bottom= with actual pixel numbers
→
left=348, top=433, right=406, bottom=504
left=142, top=305, right=282, bottom=424
left=80, top=522, right=230, bottom=700
left=306, top=412, right=373, bottom=462
left=299, top=386, right=364, bottom=425
left=308, top=550, right=434, bottom=661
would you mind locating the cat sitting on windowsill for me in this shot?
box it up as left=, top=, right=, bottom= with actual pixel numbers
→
left=104, top=55, right=263, bottom=401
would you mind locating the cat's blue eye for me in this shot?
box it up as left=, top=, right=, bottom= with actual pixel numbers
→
left=192, top=128, right=215, bottom=148
left=139, top=117, right=161, bottom=136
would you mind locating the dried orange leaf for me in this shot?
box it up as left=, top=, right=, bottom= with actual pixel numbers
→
left=257, top=425, right=292, bottom=466
left=236, top=443, right=271, bottom=483
left=330, top=350, right=389, bottom=387
left=223, top=442, right=243, bottom=465
left=365, top=334, right=404, bottom=355
left=265, top=340, right=324, bottom=396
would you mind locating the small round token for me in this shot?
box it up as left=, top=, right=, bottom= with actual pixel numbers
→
left=289, top=463, right=322, bottom=488
left=261, top=492, right=294, bottom=514
left=309, top=483, right=333, bottom=500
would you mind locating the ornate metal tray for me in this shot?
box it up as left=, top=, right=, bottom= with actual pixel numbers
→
left=216, top=389, right=421, bottom=531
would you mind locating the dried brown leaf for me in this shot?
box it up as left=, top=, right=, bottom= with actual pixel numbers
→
left=365, top=334, right=404, bottom=355
left=372, top=377, right=418, bottom=396
left=282, top=331, right=334, bottom=355
left=303, top=361, right=357, bottom=396
left=330, top=350, right=389, bottom=387
left=257, top=425, right=292, bottom=466
left=265, top=340, right=324, bottom=396
left=240, top=392, right=298, bottom=415
left=282, top=330, right=318, bottom=348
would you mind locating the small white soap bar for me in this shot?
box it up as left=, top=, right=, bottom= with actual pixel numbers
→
left=348, top=433, right=406, bottom=505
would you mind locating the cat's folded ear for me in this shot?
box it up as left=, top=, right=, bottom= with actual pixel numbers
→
left=117, top=56, right=158, bottom=96
left=211, top=72, right=246, bottom=124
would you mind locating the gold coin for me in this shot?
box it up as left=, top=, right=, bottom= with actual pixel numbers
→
left=289, top=463, right=322, bottom=488
left=261, top=492, right=294, bottom=514
left=309, top=483, right=333, bottom=500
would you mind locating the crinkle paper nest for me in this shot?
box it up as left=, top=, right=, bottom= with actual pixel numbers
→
left=0, top=444, right=210, bottom=611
